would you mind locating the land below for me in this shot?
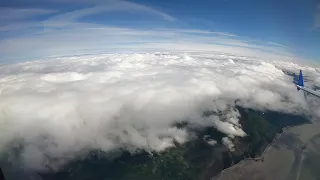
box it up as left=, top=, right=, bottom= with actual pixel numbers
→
left=0, top=107, right=310, bottom=180
left=35, top=107, right=310, bottom=180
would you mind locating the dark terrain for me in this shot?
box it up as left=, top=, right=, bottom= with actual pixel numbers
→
left=34, top=107, right=309, bottom=180
left=0, top=51, right=313, bottom=180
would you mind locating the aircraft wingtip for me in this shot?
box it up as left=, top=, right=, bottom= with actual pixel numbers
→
left=298, top=69, right=304, bottom=87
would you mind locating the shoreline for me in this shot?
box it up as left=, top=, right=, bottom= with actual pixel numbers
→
left=211, top=123, right=308, bottom=180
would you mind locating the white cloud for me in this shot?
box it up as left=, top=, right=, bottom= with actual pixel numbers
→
left=222, top=137, right=235, bottom=152
left=0, top=52, right=319, bottom=171
left=203, top=135, right=217, bottom=146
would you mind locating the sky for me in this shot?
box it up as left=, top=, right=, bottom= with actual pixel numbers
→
left=0, top=0, right=320, bottom=64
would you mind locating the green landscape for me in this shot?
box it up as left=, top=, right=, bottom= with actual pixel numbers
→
left=40, top=107, right=310, bottom=180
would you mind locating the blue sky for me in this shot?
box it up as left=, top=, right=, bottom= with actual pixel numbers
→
left=0, top=0, right=319, bottom=64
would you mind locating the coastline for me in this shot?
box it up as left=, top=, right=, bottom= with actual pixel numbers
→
left=210, top=125, right=290, bottom=180
left=212, top=122, right=320, bottom=180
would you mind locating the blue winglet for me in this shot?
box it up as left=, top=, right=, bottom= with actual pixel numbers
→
left=298, top=70, right=304, bottom=87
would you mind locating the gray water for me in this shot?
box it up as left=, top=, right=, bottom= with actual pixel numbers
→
left=215, top=124, right=320, bottom=180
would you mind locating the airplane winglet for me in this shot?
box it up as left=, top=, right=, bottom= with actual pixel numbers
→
left=295, top=70, right=320, bottom=98
left=297, top=69, right=304, bottom=90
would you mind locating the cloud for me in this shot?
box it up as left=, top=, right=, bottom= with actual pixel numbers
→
left=0, top=0, right=181, bottom=62
left=203, top=135, right=217, bottom=146
left=160, top=29, right=238, bottom=37
left=0, top=0, right=176, bottom=39
left=44, top=1, right=175, bottom=27
left=222, top=137, right=235, bottom=151
left=0, top=24, right=296, bottom=64
left=267, top=42, right=289, bottom=49
left=0, top=52, right=319, bottom=172
left=1, top=0, right=300, bottom=64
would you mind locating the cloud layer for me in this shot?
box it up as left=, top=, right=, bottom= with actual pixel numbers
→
left=0, top=52, right=319, bottom=172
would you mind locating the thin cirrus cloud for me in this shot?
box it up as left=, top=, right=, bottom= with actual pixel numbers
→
left=0, top=26, right=296, bottom=64
left=44, top=0, right=176, bottom=27
left=0, top=0, right=295, bottom=64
